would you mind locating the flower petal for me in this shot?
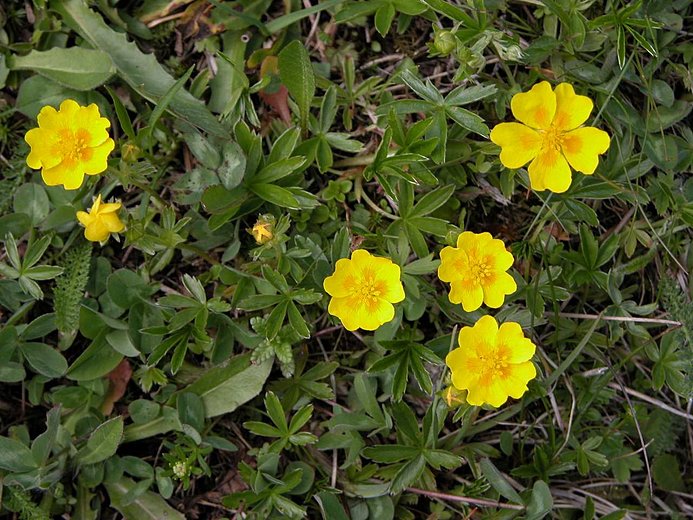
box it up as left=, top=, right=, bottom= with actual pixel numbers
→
left=101, top=213, right=125, bottom=233
left=82, top=138, right=115, bottom=175
left=527, top=147, right=572, bottom=193
left=553, top=83, right=593, bottom=131
left=490, top=122, right=542, bottom=169
left=25, top=128, right=62, bottom=169
left=510, top=81, right=556, bottom=130
left=449, top=280, right=483, bottom=312
left=41, top=161, right=85, bottom=190
left=328, top=297, right=359, bottom=330
left=472, top=315, right=499, bottom=342
left=482, top=272, right=517, bottom=308
left=498, top=322, right=536, bottom=363
left=375, top=262, right=404, bottom=303
left=438, top=246, right=464, bottom=282
left=324, top=258, right=356, bottom=298
left=76, top=210, right=92, bottom=227
left=467, top=377, right=508, bottom=407
left=561, top=127, right=610, bottom=174
left=350, top=249, right=373, bottom=268
left=79, top=104, right=111, bottom=146
left=36, top=105, right=61, bottom=130
left=449, top=361, right=480, bottom=392
left=97, top=200, right=122, bottom=214
left=492, top=249, right=514, bottom=271
left=84, top=220, right=110, bottom=242
left=501, top=362, right=536, bottom=399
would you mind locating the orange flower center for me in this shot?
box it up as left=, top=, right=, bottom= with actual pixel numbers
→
left=354, top=275, right=383, bottom=304
left=477, top=348, right=508, bottom=377
left=58, top=128, right=93, bottom=164
left=540, top=124, right=565, bottom=152
left=464, top=255, right=492, bottom=284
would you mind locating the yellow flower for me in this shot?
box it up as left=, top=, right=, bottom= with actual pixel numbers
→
left=446, top=316, right=536, bottom=407
left=76, top=195, right=125, bottom=242
left=490, top=81, right=610, bottom=193
left=25, top=99, right=115, bottom=190
left=250, top=215, right=275, bottom=244
left=438, top=231, right=516, bottom=312
left=323, top=249, right=405, bottom=331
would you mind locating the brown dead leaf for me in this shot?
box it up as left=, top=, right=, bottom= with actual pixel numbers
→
left=101, top=359, right=132, bottom=416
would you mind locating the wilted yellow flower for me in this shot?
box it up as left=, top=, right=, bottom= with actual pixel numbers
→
left=323, top=249, right=405, bottom=331
left=490, top=82, right=610, bottom=193
left=25, top=99, right=115, bottom=190
left=250, top=215, right=275, bottom=244
left=446, top=316, right=536, bottom=407
left=438, top=231, right=516, bottom=312
left=76, top=195, right=125, bottom=242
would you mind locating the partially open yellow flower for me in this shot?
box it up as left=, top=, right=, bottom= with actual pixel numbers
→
left=250, top=215, right=275, bottom=245
left=446, top=316, right=536, bottom=407
left=76, top=195, right=125, bottom=242
left=25, top=99, right=115, bottom=190
left=438, top=231, right=516, bottom=312
left=490, top=82, right=610, bottom=193
left=323, top=249, right=405, bottom=331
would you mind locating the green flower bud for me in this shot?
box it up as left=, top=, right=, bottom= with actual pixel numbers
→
left=434, top=30, right=457, bottom=56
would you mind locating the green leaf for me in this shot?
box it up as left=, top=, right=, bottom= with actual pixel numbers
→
left=526, top=480, right=553, bottom=520
left=0, top=436, right=38, bottom=472
left=15, top=74, right=109, bottom=119
left=446, top=106, right=489, bottom=137
left=410, top=185, right=455, bottom=216
left=314, top=491, right=350, bottom=520
left=105, top=476, right=186, bottom=520
left=250, top=183, right=300, bottom=209
left=53, top=0, right=228, bottom=138
left=19, top=342, right=68, bottom=378
left=147, top=66, right=193, bottom=131
left=67, top=333, right=124, bottom=381
left=287, top=302, right=311, bottom=339
left=265, top=391, right=288, bottom=432
left=183, top=353, right=272, bottom=417
left=266, top=0, right=346, bottom=33
left=480, top=458, right=523, bottom=504
left=651, top=454, right=684, bottom=491
left=363, top=445, right=419, bottom=463
left=13, top=183, right=50, bottom=225
left=107, top=269, right=155, bottom=308
left=0, top=362, right=26, bottom=383
left=390, top=454, right=426, bottom=493
left=278, top=40, right=315, bottom=132
left=254, top=157, right=307, bottom=184
left=9, top=47, right=115, bottom=90
left=123, top=406, right=182, bottom=443
left=374, top=3, right=396, bottom=36
left=176, top=392, right=206, bottom=432
left=77, top=416, right=124, bottom=465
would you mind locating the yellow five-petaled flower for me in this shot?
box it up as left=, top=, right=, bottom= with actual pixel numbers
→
left=438, top=231, right=516, bottom=312
left=76, top=195, right=125, bottom=243
left=490, top=81, right=610, bottom=193
left=25, top=99, right=115, bottom=190
left=323, top=249, right=405, bottom=331
left=446, top=316, right=537, bottom=407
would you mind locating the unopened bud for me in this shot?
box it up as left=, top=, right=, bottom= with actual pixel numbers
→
left=433, top=30, right=457, bottom=56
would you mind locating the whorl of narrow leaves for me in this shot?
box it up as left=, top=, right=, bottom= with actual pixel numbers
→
left=54, top=242, right=92, bottom=343
left=5, top=486, right=51, bottom=520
